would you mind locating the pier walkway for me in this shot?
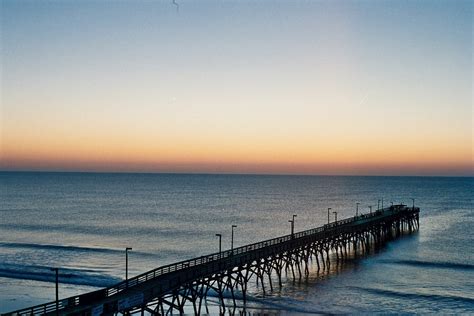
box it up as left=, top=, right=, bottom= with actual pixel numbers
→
left=5, top=204, right=419, bottom=316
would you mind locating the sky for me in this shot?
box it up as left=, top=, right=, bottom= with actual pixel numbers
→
left=1, top=0, right=472, bottom=176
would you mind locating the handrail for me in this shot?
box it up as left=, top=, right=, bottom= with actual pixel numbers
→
left=7, top=205, right=418, bottom=315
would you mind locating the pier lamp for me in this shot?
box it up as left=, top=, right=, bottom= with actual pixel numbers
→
left=410, top=198, right=415, bottom=210
left=369, top=205, right=372, bottom=215
left=231, top=225, right=237, bottom=253
left=356, top=203, right=360, bottom=217
left=125, top=247, right=132, bottom=287
left=327, top=208, right=332, bottom=224
left=289, top=214, right=297, bottom=237
left=292, top=214, right=297, bottom=232
left=333, top=211, right=338, bottom=223
left=50, top=268, right=59, bottom=315
left=215, top=234, right=222, bottom=257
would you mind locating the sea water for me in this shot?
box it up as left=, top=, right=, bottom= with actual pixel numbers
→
left=0, top=172, right=472, bottom=313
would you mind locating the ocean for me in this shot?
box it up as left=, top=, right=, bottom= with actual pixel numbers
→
left=0, top=172, right=472, bottom=314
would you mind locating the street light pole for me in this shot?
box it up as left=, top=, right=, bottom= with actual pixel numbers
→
left=215, top=234, right=222, bottom=257
left=410, top=198, right=415, bottom=210
left=292, top=214, right=297, bottom=234
left=327, top=208, right=331, bottom=224
left=231, top=225, right=237, bottom=253
left=369, top=205, right=372, bottom=214
left=356, top=202, right=360, bottom=217
left=50, top=268, right=59, bottom=316
left=333, top=211, right=337, bottom=223
left=125, top=247, right=132, bottom=287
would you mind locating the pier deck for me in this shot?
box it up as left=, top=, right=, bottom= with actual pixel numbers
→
left=5, top=204, right=419, bottom=316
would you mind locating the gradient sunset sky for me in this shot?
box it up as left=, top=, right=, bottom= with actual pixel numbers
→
left=1, top=0, right=472, bottom=176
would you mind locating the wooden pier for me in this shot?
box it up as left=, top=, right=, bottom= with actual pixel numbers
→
left=5, top=204, right=419, bottom=316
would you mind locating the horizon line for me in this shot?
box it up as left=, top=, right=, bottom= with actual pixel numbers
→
left=1, top=169, right=472, bottom=178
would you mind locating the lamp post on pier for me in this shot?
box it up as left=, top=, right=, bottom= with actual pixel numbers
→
left=356, top=203, right=360, bottom=217
left=50, top=267, right=59, bottom=316
left=289, top=214, right=297, bottom=238
left=369, top=205, right=372, bottom=215
left=327, top=208, right=331, bottom=224
left=410, top=198, right=415, bottom=210
left=231, top=225, right=237, bottom=254
left=292, top=214, right=297, bottom=230
left=333, top=211, right=338, bottom=223
left=215, top=234, right=222, bottom=257
left=125, top=247, right=132, bottom=288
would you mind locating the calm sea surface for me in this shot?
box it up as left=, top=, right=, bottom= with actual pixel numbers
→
left=0, top=172, right=472, bottom=314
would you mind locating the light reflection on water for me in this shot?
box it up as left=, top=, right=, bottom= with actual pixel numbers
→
left=0, top=173, right=472, bottom=313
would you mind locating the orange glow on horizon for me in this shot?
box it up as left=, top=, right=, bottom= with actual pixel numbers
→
left=1, top=128, right=471, bottom=176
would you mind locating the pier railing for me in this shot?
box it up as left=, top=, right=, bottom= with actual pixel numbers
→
left=7, top=204, right=417, bottom=316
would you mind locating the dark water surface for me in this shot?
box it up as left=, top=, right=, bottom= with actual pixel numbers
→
left=0, top=172, right=472, bottom=313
